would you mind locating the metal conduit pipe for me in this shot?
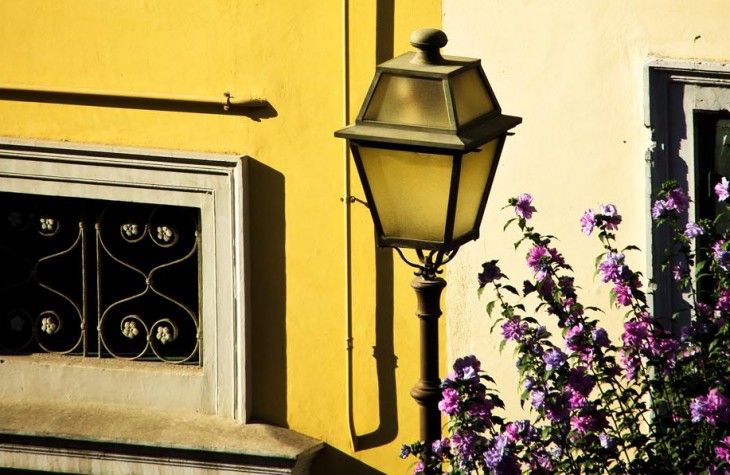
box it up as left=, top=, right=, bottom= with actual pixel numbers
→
left=341, top=0, right=359, bottom=453
left=0, top=83, right=268, bottom=111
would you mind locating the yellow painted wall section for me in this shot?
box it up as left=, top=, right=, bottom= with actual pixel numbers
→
left=0, top=1, right=440, bottom=473
left=443, top=0, right=730, bottom=423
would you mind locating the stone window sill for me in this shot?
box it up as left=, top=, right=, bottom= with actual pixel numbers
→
left=0, top=400, right=323, bottom=474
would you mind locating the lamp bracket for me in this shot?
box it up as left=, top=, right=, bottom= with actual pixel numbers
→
left=394, top=247, right=457, bottom=280
left=341, top=195, right=369, bottom=208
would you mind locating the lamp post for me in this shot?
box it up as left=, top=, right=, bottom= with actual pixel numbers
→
left=335, top=28, right=521, bottom=455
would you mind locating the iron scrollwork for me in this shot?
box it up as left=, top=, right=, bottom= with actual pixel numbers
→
left=0, top=192, right=201, bottom=365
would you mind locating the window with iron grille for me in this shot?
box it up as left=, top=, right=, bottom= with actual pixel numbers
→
left=0, top=139, right=249, bottom=422
left=0, top=192, right=201, bottom=364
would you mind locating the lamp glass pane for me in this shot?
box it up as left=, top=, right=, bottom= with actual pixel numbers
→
left=451, top=68, right=495, bottom=126
left=358, top=147, right=453, bottom=244
left=363, top=74, right=452, bottom=128
left=452, top=140, right=498, bottom=240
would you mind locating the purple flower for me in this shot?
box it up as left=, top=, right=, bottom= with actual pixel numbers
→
left=542, top=348, right=567, bottom=370
left=527, top=245, right=551, bottom=279
left=432, top=437, right=450, bottom=456
left=716, top=177, right=730, bottom=202
left=438, top=387, right=460, bottom=416
left=580, top=208, right=596, bottom=235
left=479, top=260, right=502, bottom=286
left=530, top=389, right=546, bottom=410
left=504, top=420, right=537, bottom=443
left=717, top=290, right=730, bottom=315
left=592, top=328, right=610, bottom=347
left=715, top=436, right=730, bottom=464
left=571, top=408, right=608, bottom=434
left=451, top=429, right=485, bottom=463
left=614, top=283, right=634, bottom=306
left=567, top=366, right=595, bottom=397
left=567, top=389, right=587, bottom=409
left=564, top=324, right=594, bottom=362
left=666, top=188, right=690, bottom=214
left=451, top=354, right=481, bottom=380
left=598, top=252, right=624, bottom=283
left=690, top=389, right=730, bottom=426
left=599, top=204, right=622, bottom=230
left=620, top=350, right=641, bottom=380
left=484, top=434, right=521, bottom=475
left=412, top=461, right=425, bottom=474
left=622, top=320, right=649, bottom=348
left=570, top=414, right=593, bottom=434
left=515, top=193, right=536, bottom=220
left=672, top=260, right=687, bottom=282
left=714, top=241, right=730, bottom=271
left=467, top=399, right=495, bottom=421
left=652, top=199, right=668, bottom=219
left=684, top=221, right=704, bottom=238
left=501, top=317, right=528, bottom=341
left=648, top=333, right=679, bottom=360
left=652, top=187, right=690, bottom=219
left=599, top=432, right=616, bottom=450
left=545, top=398, right=570, bottom=422
left=399, top=444, right=412, bottom=459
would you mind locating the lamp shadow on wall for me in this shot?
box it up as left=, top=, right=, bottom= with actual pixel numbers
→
left=359, top=0, right=399, bottom=450
left=311, top=444, right=387, bottom=475
left=248, top=158, right=288, bottom=427
left=348, top=0, right=399, bottom=452
left=354, top=246, right=399, bottom=450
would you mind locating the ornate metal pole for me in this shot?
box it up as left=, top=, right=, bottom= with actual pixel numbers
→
left=409, top=275, right=446, bottom=447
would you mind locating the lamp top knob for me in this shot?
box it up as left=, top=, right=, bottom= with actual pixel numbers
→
left=409, top=28, right=448, bottom=65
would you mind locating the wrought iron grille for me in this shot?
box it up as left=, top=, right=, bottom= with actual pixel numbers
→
left=0, top=192, right=201, bottom=365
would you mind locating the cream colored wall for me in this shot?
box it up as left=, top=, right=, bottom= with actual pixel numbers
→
left=0, top=1, right=440, bottom=474
left=443, top=0, right=730, bottom=421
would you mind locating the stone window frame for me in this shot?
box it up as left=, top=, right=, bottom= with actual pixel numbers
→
left=645, top=59, right=730, bottom=325
left=0, top=137, right=251, bottom=422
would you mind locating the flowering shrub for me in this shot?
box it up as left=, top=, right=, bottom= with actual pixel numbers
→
left=401, top=180, right=730, bottom=474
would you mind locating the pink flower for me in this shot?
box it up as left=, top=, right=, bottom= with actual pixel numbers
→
left=438, top=388, right=460, bottom=416
left=690, top=389, right=730, bottom=426
left=580, top=208, right=596, bottom=235
left=716, top=177, right=730, bottom=202
left=715, top=436, right=730, bottom=464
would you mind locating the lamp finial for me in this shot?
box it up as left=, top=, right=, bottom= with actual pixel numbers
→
left=409, top=28, right=448, bottom=65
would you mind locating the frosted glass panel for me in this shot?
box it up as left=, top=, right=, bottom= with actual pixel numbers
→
left=364, top=74, right=451, bottom=128
left=452, top=140, right=498, bottom=239
left=452, top=69, right=495, bottom=126
left=358, top=147, right=453, bottom=243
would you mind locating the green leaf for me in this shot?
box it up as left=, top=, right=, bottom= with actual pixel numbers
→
left=486, top=300, right=496, bottom=318
left=502, top=284, right=519, bottom=296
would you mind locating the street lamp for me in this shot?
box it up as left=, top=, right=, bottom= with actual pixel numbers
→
left=335, top=28, right=521, bottom=450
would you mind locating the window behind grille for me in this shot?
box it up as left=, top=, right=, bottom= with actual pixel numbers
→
left=0, top=192, right=201, bottom=365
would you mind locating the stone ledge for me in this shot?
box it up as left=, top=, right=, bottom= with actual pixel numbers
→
left=0, top=400, right=323, bottom=474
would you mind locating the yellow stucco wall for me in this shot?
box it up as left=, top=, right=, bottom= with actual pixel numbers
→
left=443, top=0, right=730, bottom=423
left=0, top=1, right=440, bottom=474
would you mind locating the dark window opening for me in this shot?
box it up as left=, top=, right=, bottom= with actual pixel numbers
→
left=693, top=112, right=730, bottom=300
left=694, top=112, right=730, bottom=228
left=0, top=192, right=201, bottom=365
